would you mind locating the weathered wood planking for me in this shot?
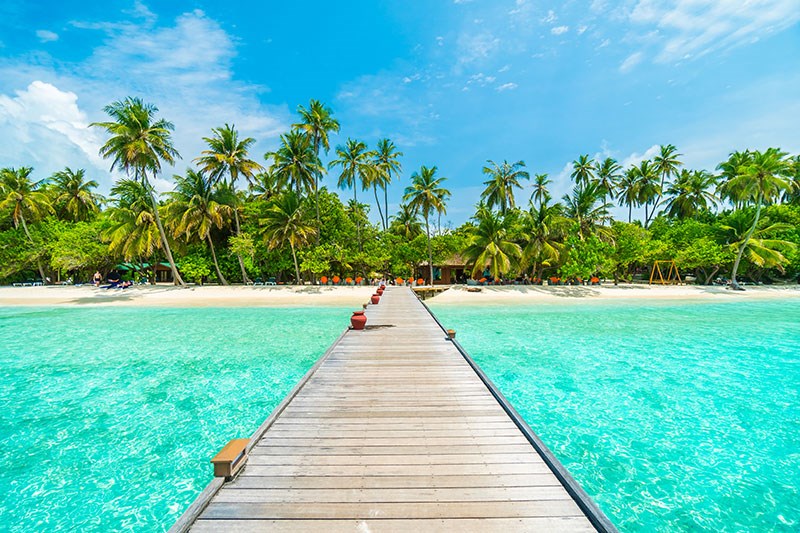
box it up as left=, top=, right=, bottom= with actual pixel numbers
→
left=173, top=287, right=614, bottom=532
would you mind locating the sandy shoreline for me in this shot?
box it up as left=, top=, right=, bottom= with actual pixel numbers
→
left=429, top=283, right=800, bottom=304
left=1, top=283, right=799, bottom=307
left=0, top=285, right=377, bottom=307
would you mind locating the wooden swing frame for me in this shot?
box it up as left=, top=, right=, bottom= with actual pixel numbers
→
left=649, top=260, right=682, bottom=285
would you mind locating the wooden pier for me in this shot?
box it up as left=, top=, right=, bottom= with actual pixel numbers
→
left=172, top=287, right=615, bottom=532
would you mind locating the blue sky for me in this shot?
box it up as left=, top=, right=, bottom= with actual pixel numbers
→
left=0, top=0, right=798, bottom=224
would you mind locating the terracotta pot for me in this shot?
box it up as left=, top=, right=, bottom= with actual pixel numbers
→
left=370, top=294, right=380, bottom=305
left=350, top=310, right=367, bottom=330
left=376, top=289, right=384, bottom=296
left=379, top=284, right=386, bottom=290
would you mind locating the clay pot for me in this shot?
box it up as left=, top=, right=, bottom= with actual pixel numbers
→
left=379, top=284, right=386, bottom=290
left=376, top=289, right=384, bottom=296
left=370, top=294, right=380, bottom=305
left=350, top=310, right=367, bottom=330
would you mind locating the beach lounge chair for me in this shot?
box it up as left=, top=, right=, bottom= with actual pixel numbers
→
left=266, top=277, right=277, bottom=286
left=253, top=277, right=264, bottom=286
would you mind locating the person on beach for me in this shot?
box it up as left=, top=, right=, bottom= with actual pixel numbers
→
left=93, top=271, right=102, bottom=286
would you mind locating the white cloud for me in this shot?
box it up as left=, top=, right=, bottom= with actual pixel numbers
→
left=456, top=31, right=501, bottom=66
left=551, top=25, right=569, bottom=35
left=577, top=25, right=589, bottom=35
left=620, top=144, right=661, bottom=168
left=35, top=30, right=59, bottom=43
left=0, top=9, right=289, bottom=192
left=542, top=10, right=557, bottom=23
left=628, top=0, right=800, bottom=62
left=619, top=51, right=644, bottom=73
left=0, top=81, right=105, bottom=175
left=496, top=82, right=518, bottom=91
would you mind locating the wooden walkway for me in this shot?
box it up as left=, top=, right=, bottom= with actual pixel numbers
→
left=173, top=287, right=615, bottom=532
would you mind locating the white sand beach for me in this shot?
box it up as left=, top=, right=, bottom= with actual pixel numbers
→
left=429, top=283, right=800, bottom=304
left=1, top=283, right=799, bottom=307
left=0, top=285, right=377, bottom=307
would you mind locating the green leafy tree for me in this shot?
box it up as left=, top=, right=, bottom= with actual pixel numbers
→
left=390, top=203, right=423, bottom=240
left=0, top=167, right=52, bottom=282
left=463, top=209, right=521, bottom=280
left=664, top=170, right=719, bottom=219
left=102, top=179, right=161, bottom=280
left=329, top=138, right=371, bottom=250
left=594, top=157, right=622, bottom=207
left=403, top=166, right=449, bottom=285
left=293, top=99, right=340, bottom=239
left=195, top=123, right=263, bottom=283
left=531, top=173, right=551, bottom=210
left=521, top=199, right=568, bottom=280
left=480, top=160, right=529, bottom=215
left=560, top=225, right=613, bottom=280
left=267, top=130, right=321, bottom=196
left=653, top=143, right=683, bottom=205
left=165, top=169, right=233, bottom=285
left=617, top=167, right=640, bottom=223
left=571, top=154, right=596, bottom=188
left=49, top=167, right=102, bottom=222
left=631, top=159, right=660, bottom=227
left=92, top=97, right=184, bottom=285
left=372, top=138, right=403, bottom=230
left=562, top=181, right=612, bottom=240
left=720, top=148, right=793, bottom=289
left=260, top=192, right=317, bottom=283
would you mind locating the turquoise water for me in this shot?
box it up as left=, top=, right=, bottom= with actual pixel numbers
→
left=0, top=306, right=349, bottom=532
left=430, top=299, right=800, bottom=532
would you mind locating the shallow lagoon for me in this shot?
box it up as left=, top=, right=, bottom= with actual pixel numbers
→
left=0, top=306, right=348, bottom=532
left=430, top=298, right=800, bottom=531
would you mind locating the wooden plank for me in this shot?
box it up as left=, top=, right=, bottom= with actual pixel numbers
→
left=200, top=499, right=585, bottom=519
left=191, top=517, right=596, bottom=533
left=229, top=474, right=563, bottom=490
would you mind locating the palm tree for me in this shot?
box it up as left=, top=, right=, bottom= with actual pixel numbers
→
left=390, top=203, right=423, bottom=240
left=664, top=170, right=719, bottom=219
left=480, top=160, right=529, bottom=215
left=49, top=167, right=101, bottom=221
left=617, top=168, right=640, bottom=223
left=0, top=167, right=52, bottom=282
left=362, top=158, right=387, bottom=230
left=329, top=139, right=371, bottom=250
left=531, top=173, right=551, bottom=209
left=717, top=150, right=753, bottom=209
left=653, top=144, right=683, bottom=199
left=248, top=170, right=284, bottom=201
left=631, top=160, right=660, bottom=227
left=721, top=148, right=792, bottom=289
left=292, top=100, right=340, bottom=239
left=562, top=181, right=612, bottom=240
left=594, top=158, right=622, bottom=206
left=92, top=97, right=184, bottom=285
left=463, top=209, right=522, bottom=281
left=267, top=130, right=321, bottom=196
left=373, top=139, right=403, bottom=230
left=521, top=199, right=568, bottom=280
left=781, top=155, right=800, bottom=204
left=260, top=192, right=316, bottom=284
left=165, top=169, right=233, bottom=285
left=103, top=179, right=161, bottom=277
left=403, top=166, right=449, bottom=285
left=195, top=124, right=263, bottom=283
left=719, top=212, right=796, bottom=281
left=570, top=154, right=596, bottom=188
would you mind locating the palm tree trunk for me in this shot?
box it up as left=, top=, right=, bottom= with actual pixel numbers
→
left=354, top=189, right=362, bottom=252
left=425, top=215, right=433, bottom=287
left=19, top=214, right=47, bottom=284
left=207, top=235, right=228, bottom=285
left=148, top=190, right=185, bottom=286
left=731, top=198, right=762, bottom=290
left=628, top=203, right=632, bottom=223
left=290, top=242, right=301, bottom=285
left=315, top=173, right=321, bottom=245
left=373, top=186, right=385, bottom=231
left=232, top=208, right=250, bottom=284
left=644, top=203, right=649, bottom=228
left=384, top=185, right=389, bottom=231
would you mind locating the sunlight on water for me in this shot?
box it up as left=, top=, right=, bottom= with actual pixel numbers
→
left=430, top=298, right=800, bottom=532
left=0, top=306, right=349, bottom=532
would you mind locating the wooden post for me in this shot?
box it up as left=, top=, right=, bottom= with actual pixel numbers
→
left=210, top=439, right=249, bottom=481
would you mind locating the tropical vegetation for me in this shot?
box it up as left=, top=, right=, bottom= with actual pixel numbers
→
left=1, top=97, right=799, bottom=290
